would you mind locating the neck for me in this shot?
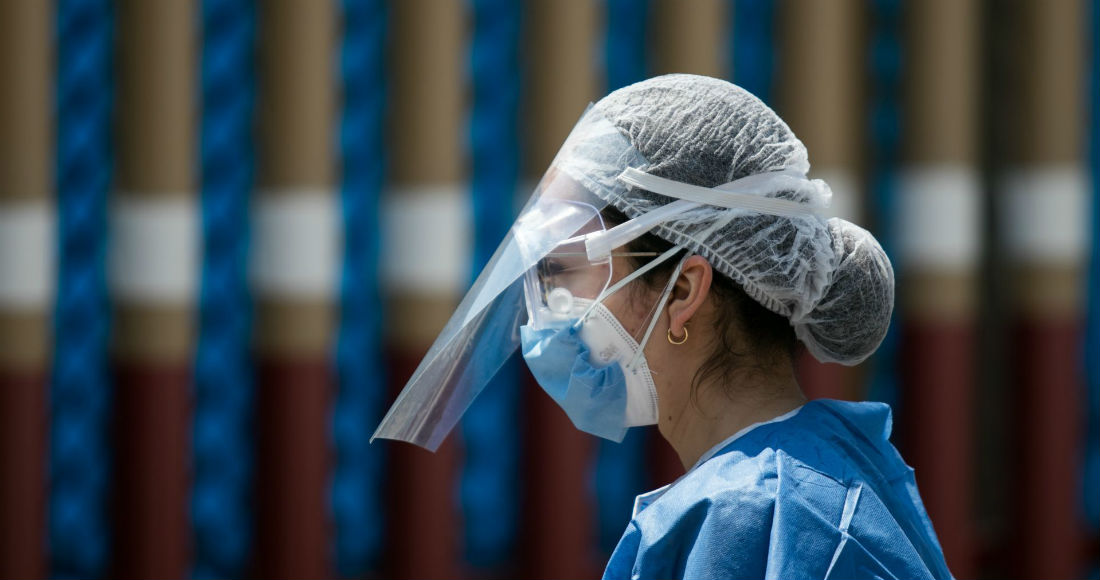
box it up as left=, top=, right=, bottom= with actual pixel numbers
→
left=657, top=356, right=806, bottom=471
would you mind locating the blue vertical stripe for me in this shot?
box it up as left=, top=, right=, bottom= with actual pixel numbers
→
left=596, top=0, right=653, bottom=556
left=461, top=0, right=523, bottom=568
left=334, top=0, right=387, bottom=575
left=865, top=0, right=903, bottom=410
left=605, top=0, right=649, bottom=92
left=731, top=0, right=776, bottom=104
left=594, top=430, right=648, bottom=553
left=194, top=0, right=255, bottom=576
left=1084, top=0, right=1099, bottom=536
left=50, top=0, right=113, bottom=575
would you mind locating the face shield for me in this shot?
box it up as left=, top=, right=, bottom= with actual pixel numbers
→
left=371, top=107, right=646, bottom=451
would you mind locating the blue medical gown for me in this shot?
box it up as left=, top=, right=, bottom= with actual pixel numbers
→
left=603, top=400, right=952, bottom=580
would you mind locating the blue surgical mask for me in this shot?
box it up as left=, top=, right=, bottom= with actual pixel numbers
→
left=520, top=321, right=632, bottom=441
left=519, top=252, right=687, bottom=441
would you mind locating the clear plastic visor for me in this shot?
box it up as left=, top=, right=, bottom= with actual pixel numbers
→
left=371, top=106, right=645, bottom=450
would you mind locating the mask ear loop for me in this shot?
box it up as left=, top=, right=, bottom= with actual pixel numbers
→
left=627, top=251, right=688, bottom=371
left=571, top=244, right=684, bottom=330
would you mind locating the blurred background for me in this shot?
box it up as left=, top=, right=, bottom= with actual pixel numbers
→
left=0, top=0, right=1096, bottom=578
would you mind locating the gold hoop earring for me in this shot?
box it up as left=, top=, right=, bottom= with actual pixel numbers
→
left=667, top=327, right=688, bottom=345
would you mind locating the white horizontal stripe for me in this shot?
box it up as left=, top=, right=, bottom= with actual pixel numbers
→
left=895, top=165, right=982, bottom=269
left=383, top=185, right=471, bottom=293
left=0, top=200, right=55, bottom=309
left=811, top=168, right=861, bottom=224
left=251, top=189, right=341, bottom=298
left=999, top=166, right=1090, bottom=264
left=110, top=194, right=199, bottom=304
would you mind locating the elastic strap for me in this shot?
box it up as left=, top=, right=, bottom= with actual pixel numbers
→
left=628, top=253, right=688, bottom=370
left=581, top=167, right=828, bottom=262
left=583, top=199, right=700, bottom=261
left=619, top=167, right=827, bottom=218
left=573, top=244, right=684, bottom=329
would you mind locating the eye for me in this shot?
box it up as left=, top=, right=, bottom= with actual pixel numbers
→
left=539, top=259, right=566, bottom=279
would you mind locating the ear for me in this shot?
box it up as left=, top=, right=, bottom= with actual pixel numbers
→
left=667, top=255, right=712, bottom=336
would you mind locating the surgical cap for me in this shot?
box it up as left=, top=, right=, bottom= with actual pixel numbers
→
left=585, top=74, right=894, bottom=365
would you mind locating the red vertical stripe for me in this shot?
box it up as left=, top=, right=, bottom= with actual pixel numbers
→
left=0, top=371, right=47, bottom=579
left=521, top=373, right=600, bottom=579
left=112, top=365, right=191, bottom=579
left=797, top=352, right=861, bottom=401
left=385, top=441, right=460, bottom=579
left=899, top=322, right=976, bottom=579
left=1011, top=319, right=1084, bottom=579
left=383, top=349, right=461, bottom=579
left=650, top=433, right=685, bottom=488
left=253, top=359, right=333, bottom=579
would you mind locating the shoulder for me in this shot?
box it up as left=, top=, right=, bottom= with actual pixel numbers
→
left=615, top=449, right=789, bottom=579
left=636, top=445, right=781, bottom=528
left=746, top=400, right=911, bottom=483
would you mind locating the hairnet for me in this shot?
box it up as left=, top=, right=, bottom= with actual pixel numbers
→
left=584, top=74, right=894, bottom=365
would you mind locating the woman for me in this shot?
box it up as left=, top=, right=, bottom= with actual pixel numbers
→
left=374, top=74, right=951, bottom=579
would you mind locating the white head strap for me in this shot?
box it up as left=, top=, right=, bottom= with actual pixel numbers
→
left=583, top=167, right=829, bottom=261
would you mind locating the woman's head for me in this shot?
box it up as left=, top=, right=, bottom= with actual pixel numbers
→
left=583, top=73, right=894, bottom=368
